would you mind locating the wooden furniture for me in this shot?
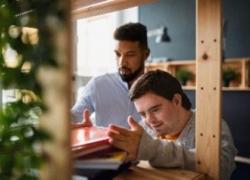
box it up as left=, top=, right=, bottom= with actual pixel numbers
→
left=115, top=161, right=205, bottom=180
left=71, top=0, right=156, bottom=19
left=69, top=0, right=227, bottom=179
left=145, top=60, right=196, bottom=90
left=196, top=1, right=222, bottom=178
left=40, top=1, right=72, bottom=179
left=145, top=58, right=250, bottom=91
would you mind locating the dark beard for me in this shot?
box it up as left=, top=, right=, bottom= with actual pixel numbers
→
left=119, top=65, right=144, bottom=83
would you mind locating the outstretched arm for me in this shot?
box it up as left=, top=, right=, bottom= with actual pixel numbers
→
left=71, top=81, right=95, bottom=123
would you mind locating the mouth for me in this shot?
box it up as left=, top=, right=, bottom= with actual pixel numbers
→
left=119, top=67, right=131, bottom=75
left=151, top=123, right=162, bottom=130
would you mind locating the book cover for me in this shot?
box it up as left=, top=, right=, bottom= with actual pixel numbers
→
left=74, top=148, right=127, bottom=170
left=71, top=126, right=111, bottom=158
left=71, top=126, right=110, bottom=148
left=72, top=144, right=112, bottom=158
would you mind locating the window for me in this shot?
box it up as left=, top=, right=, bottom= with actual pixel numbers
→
left=75, top=7, right=138, bottom=77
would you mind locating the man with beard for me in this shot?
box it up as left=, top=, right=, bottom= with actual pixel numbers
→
left=71, top=22, right=150, bottom=128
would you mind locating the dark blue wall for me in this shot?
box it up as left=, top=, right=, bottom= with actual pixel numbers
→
left=139, top=0, right=250, bottom=59
left=139, top=0, right=195, bottom=60
left=139, top=1, right=250, bottom=178
left=185, top=91, right=250, bottom=158
left=224, top=0, right=250, bottom=58
left=186, top=91, right=250, bottom=180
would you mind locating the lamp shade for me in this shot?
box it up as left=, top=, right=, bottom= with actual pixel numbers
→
left=148, top=26, right=170, bottom=43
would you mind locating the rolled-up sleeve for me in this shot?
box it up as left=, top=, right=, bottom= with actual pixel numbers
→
left=71, top=80, right=95, bottom=123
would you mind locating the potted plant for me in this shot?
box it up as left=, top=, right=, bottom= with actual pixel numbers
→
left=176, top=68, right=193, bottom=86
left=223, top=68, right=238, bottom=87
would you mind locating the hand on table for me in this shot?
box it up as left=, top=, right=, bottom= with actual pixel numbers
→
left=71, top=109, right=93, bottom=128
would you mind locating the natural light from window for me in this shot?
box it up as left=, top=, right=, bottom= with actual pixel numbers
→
left=76, top=7, right=138, bottom=77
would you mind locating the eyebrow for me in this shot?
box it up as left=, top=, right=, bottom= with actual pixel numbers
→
left=114, top=49, right=137, bottom=54
left=139, top=103, right=161, bottom=114
left=148, top=104, right=161, bottom=112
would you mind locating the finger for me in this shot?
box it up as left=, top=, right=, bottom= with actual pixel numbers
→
left=108, top=124, right=130, bottom=136
left=109, top=137, right=129, bottom=151
left=107, top=130, right=126, bottom=143
left=83, top=109, right=90, bottom=122
left=109, top=138, right=137, bottom=162
left=127, top=116, right=140, bottom=131
left=71, top=123, right=85, bottom=129
left=82, top=109, right=92, bottom=127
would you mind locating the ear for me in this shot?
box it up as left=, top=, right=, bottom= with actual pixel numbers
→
left=144, top=49, right=150, bottom=61
left=172, top=93, right=182, bottom=107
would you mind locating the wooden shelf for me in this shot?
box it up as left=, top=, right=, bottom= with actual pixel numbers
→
left=182, top=87, right=250, bottom=91
left=145, top=58, right=250, bottom=91
left=222, top=87, right=250, bottom=91
left=183, top=86, right=196, bottom=90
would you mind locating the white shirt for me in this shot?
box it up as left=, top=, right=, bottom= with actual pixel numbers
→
left=71, top=72, right=141, bottom=127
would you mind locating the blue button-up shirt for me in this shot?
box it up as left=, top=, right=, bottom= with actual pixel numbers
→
left=71, top=72, right=141, bottom=128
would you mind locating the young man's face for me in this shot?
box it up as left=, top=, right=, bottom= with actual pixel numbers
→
left=134, top=92, right=182, bottom=136
left=114, top=40, right=148, bottom=83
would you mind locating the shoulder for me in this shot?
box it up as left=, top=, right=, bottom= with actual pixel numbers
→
left=84, top=72, right=124, bottom=93
left=89, top=72, right=118, bottom=84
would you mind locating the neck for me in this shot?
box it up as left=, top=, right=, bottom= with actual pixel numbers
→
left=179, top=110, right=193, bottom=132
left=127, top=71, right=144, bottom=89
left=170, top=109, right=192, bottom=138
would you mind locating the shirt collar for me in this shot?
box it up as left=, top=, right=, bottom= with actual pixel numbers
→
left=158, top=110, right=195, bottom=141
left=176, top=110, right=195, bottom=141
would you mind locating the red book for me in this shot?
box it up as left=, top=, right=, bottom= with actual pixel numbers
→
left=74, top=147, right=127, bottom=170
left=71, top=126, right=111, bottom=158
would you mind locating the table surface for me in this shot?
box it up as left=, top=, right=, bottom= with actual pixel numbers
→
left=114, top=161, right=205, bottom=180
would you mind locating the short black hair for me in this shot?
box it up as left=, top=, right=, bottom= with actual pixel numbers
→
left=129, top=70, right=192, bottom=110
left=114, top=22, right=149, bottom=50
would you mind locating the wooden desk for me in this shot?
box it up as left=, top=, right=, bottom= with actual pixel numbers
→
left=115, top=161, right=205, bottom=180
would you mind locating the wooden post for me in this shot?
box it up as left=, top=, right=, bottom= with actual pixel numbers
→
left=196, top=0, right=222, bottom=179
left=39, top=0, right=72, bottom=179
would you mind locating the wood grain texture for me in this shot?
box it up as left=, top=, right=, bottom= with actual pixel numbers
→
left=115, top=161, right=205, bottom=180
left=145, top=58, right=250, bottom=90
left=196, top=0, right=222, bottom=179
left=39, top=0, right=72, bottom=179
left=72, top=0, right=156, bottom=19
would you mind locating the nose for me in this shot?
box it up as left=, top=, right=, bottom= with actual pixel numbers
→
left=145, top=113, right=158, bottom=125
left=118, top=55, right=127, bottom=67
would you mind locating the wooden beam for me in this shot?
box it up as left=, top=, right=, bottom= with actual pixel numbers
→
left=72, top=0, right=106, bottom=10
left=196, top=0, right=222, bottom=179
left=40, top=0, right=72, bottom=179
left=72, top=0, right=156, bottom=19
